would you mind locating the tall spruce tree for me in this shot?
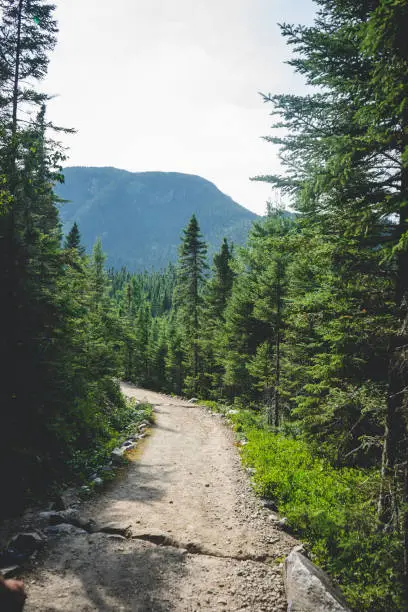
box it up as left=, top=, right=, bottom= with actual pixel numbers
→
left=255, top=0, right=408, bottom=590
left=206, top=238, right=234, bottom=320
left=200, top=239, right=234, bottom=397
left=64, top=221, right=85, bottom=254
left=0, top=1, right=64, bottom=511
left=175, top=214, right=207, bottom=394
left=0, top=0, right=57, bottom=130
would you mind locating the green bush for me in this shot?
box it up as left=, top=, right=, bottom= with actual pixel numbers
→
left=237, top=425, right=403, bottom=610
left=60, top=395, right=154, bottom=483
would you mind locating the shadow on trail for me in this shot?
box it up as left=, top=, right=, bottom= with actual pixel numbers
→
left=91, top=460, right=175, bottom=509
left=80, top=537, right=186, bottom=612
left=26, top=533, right=187, bottom=611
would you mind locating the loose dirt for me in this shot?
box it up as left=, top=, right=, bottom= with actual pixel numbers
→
left=23, top=383, right=297, bottom=611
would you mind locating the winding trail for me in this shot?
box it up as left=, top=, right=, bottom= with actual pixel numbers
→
left=25, top=384, right=296, bottom=611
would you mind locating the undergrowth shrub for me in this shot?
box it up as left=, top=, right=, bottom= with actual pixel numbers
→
left=234, top=423, right=403, bottom=610
left=63, top=396, right=153, bottom=481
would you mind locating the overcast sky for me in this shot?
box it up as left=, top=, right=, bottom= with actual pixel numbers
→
left=45, top=0, right=316, bottom=215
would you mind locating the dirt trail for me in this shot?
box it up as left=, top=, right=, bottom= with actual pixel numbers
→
left=24, top=384, right=297, bottom=611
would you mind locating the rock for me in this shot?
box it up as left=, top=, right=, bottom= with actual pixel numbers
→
left=111, top=447, right=127, bottom=464
left=268, top=513, right=280, bottom=522
left=56, top=488, right=80, bottom=510
left=38, top=510, right=62, bottom=524
left=98, top=522, right=132, bottom=538
left=132, top=530, right=172, bottom=546
left=39, top=509, right=79, bottom=526
left=44, top=524, right=86, bottom=536
left=278, top=517, right=288, bottom=529
left=188, top=398, right=198, bottom=404
left=8, top=532, right=44, bottom=556
left=261, top=498, right=278, bottom=511
left=92, top=477, right=103, bottom=487
left=284, top=551, right=351, bottom=611
left=70, top=517, right=98, bottom=533
left=121, top=442, right=136, bottom=451
left=101, top=465, right=114, bottom=472
left=138, top=424, right=147, bottom=432
left=292, top=544, right=307, bottom=556
left=0, top=566, right=20, bottom=578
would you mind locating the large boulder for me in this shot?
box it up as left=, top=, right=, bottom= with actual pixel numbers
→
left=284, top=551, right=350, bottom=612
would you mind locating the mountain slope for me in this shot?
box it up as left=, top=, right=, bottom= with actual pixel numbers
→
left=56, top=167, right=258, bottom=270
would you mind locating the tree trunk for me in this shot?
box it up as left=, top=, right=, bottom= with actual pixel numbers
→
left=12, top=0, right=24, bottom=135
left=4, top=0, right=24, bottom=419
left=403, top=462, right=408, bottom=599
left=274, top=260, right=283, bottom=428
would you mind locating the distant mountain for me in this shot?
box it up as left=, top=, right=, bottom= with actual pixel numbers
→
left=56, top=167, right=258, bottom=271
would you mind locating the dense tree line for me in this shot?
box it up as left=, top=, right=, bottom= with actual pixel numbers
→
left=0, top=1, right=130, bottom=516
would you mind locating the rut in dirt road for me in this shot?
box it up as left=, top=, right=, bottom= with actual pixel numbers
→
left=25, top=383, right=297, bottom=611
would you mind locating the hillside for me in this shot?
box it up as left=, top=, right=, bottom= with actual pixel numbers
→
left=56, top=167, right=258, bottom=270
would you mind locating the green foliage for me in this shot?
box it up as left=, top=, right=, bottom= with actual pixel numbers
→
left=240, top=426, right=403, bottom=610
left=252, top=0, right=408, bottom=602
left=64, top=221, right=85, bottom=255
left=174, top=214, right=208, bottom=395
left=63, top=399, right=153, bottom=480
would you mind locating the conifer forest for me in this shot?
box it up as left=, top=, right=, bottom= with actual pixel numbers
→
left=1, top=0, right=408, bottom=610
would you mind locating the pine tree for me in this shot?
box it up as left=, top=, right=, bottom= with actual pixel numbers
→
left=166, top=319, right=184, bottom=394
left=0, top=2, right=65, bottom=507
left=175, top=214, right=207, bottom=394
left=256, top=0, right=408, bottom=593
left=64, top=221, right=85, bottom=255
left=200, top=239, right=235, bottom=397
left=206, top=238, right=234, bottom=320
left=220, top=213, right=293, bottom=411
left=0, top=0, right=57, bottom=131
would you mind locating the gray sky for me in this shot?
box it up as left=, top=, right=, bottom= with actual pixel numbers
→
left=45, top=0, right=316, bottom=215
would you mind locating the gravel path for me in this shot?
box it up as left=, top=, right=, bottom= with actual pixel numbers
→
left=24, top=383, right=297, bottom=611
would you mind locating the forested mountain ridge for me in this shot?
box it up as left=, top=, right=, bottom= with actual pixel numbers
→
left=56, top=166, right=258, bottom=270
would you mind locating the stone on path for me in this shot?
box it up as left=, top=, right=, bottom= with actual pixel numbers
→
left=284, top=551, right=351, bottom=612
left=98, top=522, right=132, bottom=538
